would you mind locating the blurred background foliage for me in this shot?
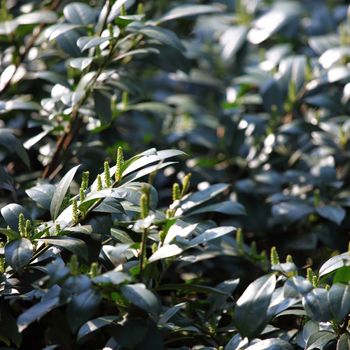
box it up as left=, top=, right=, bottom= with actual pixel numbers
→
left=1, top=0, right=350, bottom=265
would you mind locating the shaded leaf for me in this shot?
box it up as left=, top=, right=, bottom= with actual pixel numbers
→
left=0, top=129, right=30, bottom=168
left=303, top=288, right=332, bottom=321
left=45, top=23, right=83, bottom=41
left=234, top=274, right=276, bottom=339
left=245, top=338, right=293, bottom=350
left=306, top=331, right=336, bottom=350
left=77, top=316, right=119, bottom=341
left=328, top=284, right=350, bottom=322
left=38, top=237, right=88, bottom=261
left=17, top=292, right=60, bottom=332
left=63, top=2, right=97, bottom=25
left=337, top=334, right=350, bottom=350
left=128, top=24, right=185, bottom=52
left=66, top=289, right=101, bottom=332
left=26, top=184, right=56, bottom=210
left=5, top=238, right=33, bottom=272
left=316, top=205, right=345, bottom=225
left=1, top=203, right=31, bottom=231
left=121, top=284, right=160, bottom=315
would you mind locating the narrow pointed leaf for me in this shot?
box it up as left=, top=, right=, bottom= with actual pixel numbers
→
left=50, top=165, right=80, bottom=220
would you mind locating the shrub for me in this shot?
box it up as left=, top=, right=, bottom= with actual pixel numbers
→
left=1, top=0, right=350, bottom=349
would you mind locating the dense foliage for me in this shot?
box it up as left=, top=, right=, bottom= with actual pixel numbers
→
left=1, top=0, right=350, bottom=349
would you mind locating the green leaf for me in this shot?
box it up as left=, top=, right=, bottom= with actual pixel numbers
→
left=319, top=252, right=350, bottom=277
left=16, top=11, right=58, bottom=25
left=26, top=184, right=56, bottom=210
left=316, top=205, right=345, bottom=226
left=102, top=244, right=131, bottom=266
left=125, top=102, right=172, bottom=115
left=63, top=2, right=97, bottom=25
left=107, top=0, right=136, bottom=23
left=122, top=149, right=184, bottom=177
left=189, top=226, right=235, bottom=246
left=121, top=284, right=160, bottom=315
left=0, top=20, right=17, bottom=35
left=77, top=36, right=111, bottom=52
left=156, top=283, right=229, bottom=296
left=66, top=289, right=101, bottom=332
left=55, top=27, right=82, bottom=56
left=38, top=237, right=88, bottom=261
left=333, top=266, right=350, bottom=284
left=110, top=228, right=134, bottom=244
left=5, top=238, right=33, bottom=272
left=148, top=244, right=184, bottom=263
left=0, top=165, right=14, bottom=192
left=234, top=274, right=276, bottom=339
left=158, top=303, right=185, bottom=325
left=45, top=23, right=83, bottom=41
left=77, top=316, right=119, bottom=341
left=50, top=165, right=80, bottom=220
left=0, top=99, right=39, bottom=114
left=178, top=183, right=230, bottom=214
left=186, top=201, right=246, bottom=216
left=0, top=129, right=30, bottom=168
left=157, top=4, right=223, bottom=23
left=120, top=161, right=177, bottom=185
left=337, top=334, right=350, bottom=350
left=302, top=288, right=332, bottom=321
left=17, top=287, right=61, bottom=332
left=93, top=89, right=112, bottom=125
left=306, top=331, right=336, bottom=350
left=328, top=284, right=350, bottom=322
left=245, top=338, right=293, bottom=350
left=128, top=24, right=185, bottom=52
left=1, top=203, right=31, bottom=231
left=69, top=57, right=93, bottom=71
left=93, top=270, right=131, bottom=285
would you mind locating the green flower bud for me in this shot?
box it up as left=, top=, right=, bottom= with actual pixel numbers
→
left=181, top=173, right=191, bottom=197
left=90, top=262, right=99, bottom=278
left=270, top=246, right=280, bottom=265
left=286, top=254, right=293, bottom=263
left=306, top=268, right=314, bottom=283
left=115, top=146, right=124, bottom=182
left=137, top=3, right=144, bottom=15
left=104, top=161, right=111, bottom=187
left=140, top=193, right=149, bottom=219
left=97, top=174, right=103, bottom=190
left=69, top=255, right=79, bottom=275
left=18, top=213, right=26, bottom=237
left=236, top=228, right=244, bottom=254
left=172, top=183, right=181, bottom=201
left=25, top=220, right=31, bottom=238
